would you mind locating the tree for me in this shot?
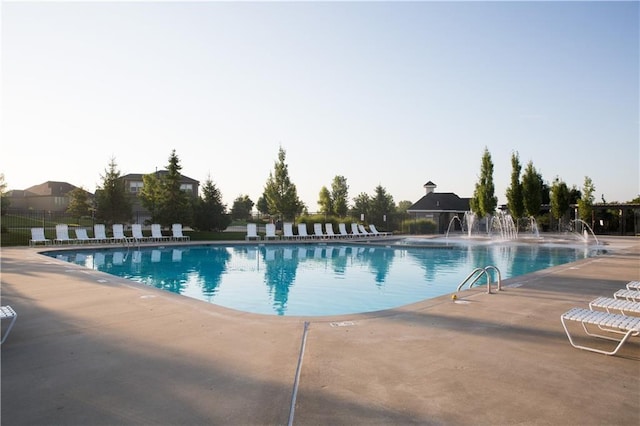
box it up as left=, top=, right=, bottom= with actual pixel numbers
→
left=577, top=176, right=596, bottom=225
left=0, top=173, right=10, bottom=215
left=369, top=185, right=395, bottom=229
left=522, top=161, right=542, bottom=218
left=352, top=192, right=370, bottom=220
left=317, top=186, right=332, bottom=215
left=331, top=175, right=349, bottom=217
left=95, top=157, right=132, bottom=225
left=396, top=200, right=413, bottom=214
left=66, top=187, right=91, bottom=220
left=506, top=152, right=524, bottom=220
left=262, top=147, right=304, bottom=220
left=159, top=150, right=192, bottom=226
left=194, top=176, right=230, bottom=231
left=256, top=196, right=268, bottom=216
left=550, top=177, right=570, bottom=230
left=139, top=173, right=162, bottom=223
left=469, top=147, right=498, bottom=218
left=231, top=195, right=254, bottom=220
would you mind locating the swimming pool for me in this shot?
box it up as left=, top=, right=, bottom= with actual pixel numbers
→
left=45, top=242, right=605, bottom=316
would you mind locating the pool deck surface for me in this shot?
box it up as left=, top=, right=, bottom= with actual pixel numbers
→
left=1, top=237, right=639, bottom=425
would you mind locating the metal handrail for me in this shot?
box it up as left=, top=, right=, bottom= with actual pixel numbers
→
left=456, top=265, right=502, bottom=294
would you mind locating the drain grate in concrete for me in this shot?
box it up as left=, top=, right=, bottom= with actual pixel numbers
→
left=330, top=321, right=356, bottom=327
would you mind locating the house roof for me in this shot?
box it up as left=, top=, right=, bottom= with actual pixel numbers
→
left=423, top=181, right=436, bottom=187
left=407, top=192, right=471, bottom=212
left=24, top=181, right=79, bottom=197
left=121, top=171, right=199, bottom=184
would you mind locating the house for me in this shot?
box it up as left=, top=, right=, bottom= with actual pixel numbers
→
left=407, top=181, right=471, bottom=233
left=5, top=181, right=92, bottom=212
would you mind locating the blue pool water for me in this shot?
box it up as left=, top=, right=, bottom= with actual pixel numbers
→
left=45, top=243, right=604, bottom=316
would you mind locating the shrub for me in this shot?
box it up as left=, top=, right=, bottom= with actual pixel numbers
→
left=402, top=219, right=437, bottom=234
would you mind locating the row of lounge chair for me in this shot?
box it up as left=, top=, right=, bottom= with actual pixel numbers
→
left=245, top=222, right=392, bottom=241
left=560, top=281, right=640, bottom=356
left=29, top=223, right=189, bottom=246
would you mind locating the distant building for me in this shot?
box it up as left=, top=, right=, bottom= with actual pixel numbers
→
left=406, top=181, right=471, bottom=233
left=5, top=181, right=92, bottom=212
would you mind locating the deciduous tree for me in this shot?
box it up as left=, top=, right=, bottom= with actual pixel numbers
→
left=470, top=147, right=497, bottom=219
left=262, top=147, right=304, bottom=220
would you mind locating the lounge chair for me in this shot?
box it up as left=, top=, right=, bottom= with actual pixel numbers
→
left=94, top=224, right=110, bottom=243
left=282, top=222, right=298, bottom=240
left=351, top=223, right=363, bottom=238
left=560, top=307, right=640, bottom=355
left=1, top=306, right=17, bottom=344
left=589, top=297, right=640, bottom=316
left=358, top=224, right=373, bottom=237
left=297, top=223, right=311, bottom=240
left=131, top=224, right=150, bottom=243
left=172, top=224, right=190, bottom=241
left=246, top=223, right=260, bottom=241
left=74, top=228, right=96, bottom=244
left=338, top=223, right=352, bottom=238
left=151, top=224, right=169, bottom=242
left=313, top=223, right=326, bottom=239
left=627, top=281, right=640, bottom=291
left=112, top=224, right=130, bottom=244
left=55, top=224, right=75, bottom=244
left=369, top=224, right=391, bottom=237
left=264, top=223, right=279, bottom=240
left=325, top=223, right=338, bottom=239
left=30, top=227, right=51, bottom=246
left=614, top=289, right=640, bottom=302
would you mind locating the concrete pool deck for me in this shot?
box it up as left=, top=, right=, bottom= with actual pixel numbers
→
left=1, top=237, right=639, bottom=425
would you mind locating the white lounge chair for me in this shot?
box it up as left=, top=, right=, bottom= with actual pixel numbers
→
left=74, top=228, right=96, bottom=244
left=338, top=223, right=352, bottom=238
left=313, top=223, right=326, bottom=239
left=358, top=224, right=372, bottom=237
left=351, top=223, right=363, bottom=238
left=325, top=223, right=338, bottom=239
left=55, top=224, right=75, bottom=244
left=560, top=307, right=640, bottom=356
left=589, top=297, right=640, bottom=316
left=282, top=222, right=298, bottom=240
left=171, top=224, right=190, bottom=241
left=246, top=223, right=260, bottom=241
left=264, top=223, right=279, bottom=240
left=30, top=227, right=51, bottom=246
left=131, top=224, right=149, bottom=243
left=1, top=306, right=17, bottom=344
left=369, top=224, right=391, bottom=237
left=151, top=224, right=169, bottom=242
left=112, top=224, right=130, bottom=244
left=94, top=224, right=110, bottom=243
left=614, top=289, right=640, bottom=302
left=626, top=281, right=640, bottom=291
left=298, top=223, right=311, bottom=240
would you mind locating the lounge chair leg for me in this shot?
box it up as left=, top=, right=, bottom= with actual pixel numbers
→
left=562, top=316, right=638, bottom=356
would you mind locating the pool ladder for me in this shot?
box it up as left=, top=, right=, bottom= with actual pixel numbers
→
left=456, top=265, right=502, bottom=294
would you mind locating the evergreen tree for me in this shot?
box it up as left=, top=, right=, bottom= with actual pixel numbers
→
left=506, top=152, right=524, bottom=220
left=577, top=176, right=596, bottom=224
left=550, top=177, right=570, bottom=230
left=231, top=195, right=254, bottom=220
left=369, top=185, right=395, bottom=229
left=522, top=161, right=542, bottom=218
left=317, top=186, right=332, bottom=215
left=194, top=176, right=230, bottom=231
left=331, top=175, right=349, bottom=217
left=159, top=150, right=192, bottom=226
left=95, top=157, right=132, bottom=225
left=66, top=187, right=91, bottom=220
left=470, top=147, right=498, bottom=218
left=262, top=147, right=303, bottom=220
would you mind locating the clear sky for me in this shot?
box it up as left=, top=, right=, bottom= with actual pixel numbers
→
left=2, top=0, right=638, bottom=210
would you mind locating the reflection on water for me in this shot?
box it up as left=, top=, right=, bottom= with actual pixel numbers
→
left=45, top=243, right=604, bottom=316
